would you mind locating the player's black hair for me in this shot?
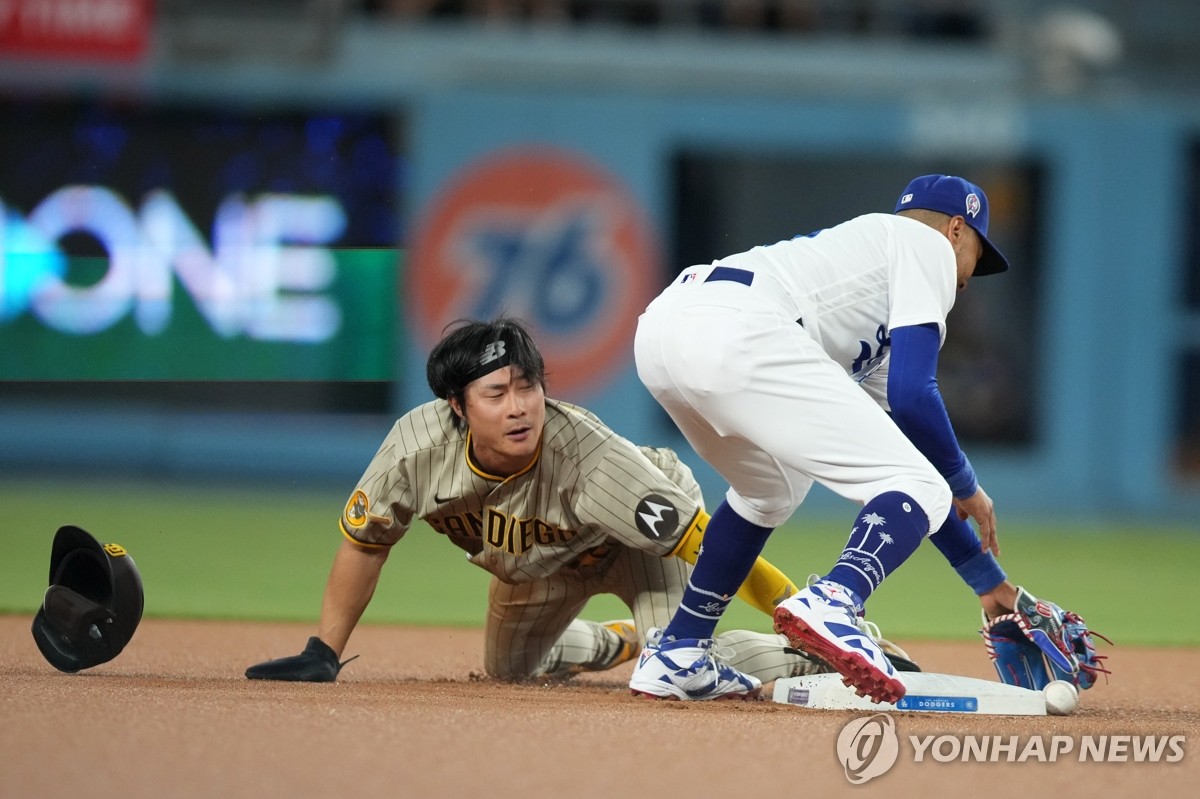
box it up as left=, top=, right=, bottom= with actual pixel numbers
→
left=426, top=316, right=547, bottom=430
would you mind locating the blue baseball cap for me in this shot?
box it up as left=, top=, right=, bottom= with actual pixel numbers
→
left=894, top=174, right=1010, bottom=276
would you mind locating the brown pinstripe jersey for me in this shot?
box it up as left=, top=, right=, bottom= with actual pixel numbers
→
left=339, top=398, right=705, bottom=583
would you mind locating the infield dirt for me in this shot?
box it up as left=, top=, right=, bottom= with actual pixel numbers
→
left=2, top=616, right=1196, bottom=797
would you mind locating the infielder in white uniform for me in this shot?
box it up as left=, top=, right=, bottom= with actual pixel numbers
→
left=246, top=317, right=873, bottom=686
left=628, top=175, right=1066, bottom=703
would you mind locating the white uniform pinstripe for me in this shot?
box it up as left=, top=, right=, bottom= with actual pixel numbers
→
left=340, top=399, right=810, bottom=681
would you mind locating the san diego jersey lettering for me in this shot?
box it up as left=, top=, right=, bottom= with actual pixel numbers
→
left=339, top=399, right=704, bottom=583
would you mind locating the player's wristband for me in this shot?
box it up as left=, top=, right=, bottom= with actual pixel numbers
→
left=955, top=548, right=1007, bottom=596
left=945, top=458, right=978, bottom=500
left=930, top=513, right=1003, bottom=594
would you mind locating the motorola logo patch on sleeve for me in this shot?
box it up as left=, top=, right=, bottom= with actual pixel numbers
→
left=634, top=494, right=679, bottom=541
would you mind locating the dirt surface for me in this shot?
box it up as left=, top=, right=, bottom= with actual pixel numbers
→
left=2, top=616, right=1197, bottom=798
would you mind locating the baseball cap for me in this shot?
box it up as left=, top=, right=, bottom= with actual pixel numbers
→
left=894, top=174, right=1010, bottom=276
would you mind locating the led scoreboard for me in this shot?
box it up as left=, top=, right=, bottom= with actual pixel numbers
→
left=0, top=100, right=401, bottom=380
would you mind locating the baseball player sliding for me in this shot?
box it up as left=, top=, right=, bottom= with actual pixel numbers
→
left=247, top=317, right=910, bottom=686
left=628, top=175, right=1108, bottom=703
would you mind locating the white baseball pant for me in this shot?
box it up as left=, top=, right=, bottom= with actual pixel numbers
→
left=634, top=267, right=952, bottom=531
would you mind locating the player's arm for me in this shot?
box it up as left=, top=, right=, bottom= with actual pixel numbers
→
left=316, top=536, right=391, bottom=656
left=580, top=440, right=797, bottom=616
left=244, top=536, right=390, bottom=682
left=886, top=322, right=997, bottom=553
left=671, top=511, right=798, bottom=615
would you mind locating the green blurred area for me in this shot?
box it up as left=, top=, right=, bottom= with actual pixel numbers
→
left=3, top=476, right=1197, bottom=646
left=0, top=249, right=397, bottom=380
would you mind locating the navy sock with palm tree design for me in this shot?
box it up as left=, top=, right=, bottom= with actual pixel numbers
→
left=823, top=491, right=928, bottom=608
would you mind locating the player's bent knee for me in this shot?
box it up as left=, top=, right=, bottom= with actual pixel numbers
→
left=725, top=490, right=794, bottom=529
left=882, top=478, right=951, bottom=534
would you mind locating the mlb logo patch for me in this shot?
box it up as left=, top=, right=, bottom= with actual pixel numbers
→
left=679, top=272, right=698, bottom=284
left=900, top=193, right=914, bottom=204
left=965, top=192, right=981, bottom=217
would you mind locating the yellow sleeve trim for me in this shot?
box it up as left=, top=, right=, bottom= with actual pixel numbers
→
left=670, top=509, right=708, bottom=562
left=668, top=509, right=799, bottom=618
left=338, top=519, right=394, bottom=549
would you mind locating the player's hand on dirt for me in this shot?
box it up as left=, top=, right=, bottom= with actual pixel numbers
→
left=245, top=636, right=357, bottom=682
left=953, top=485, right=997, bottom=556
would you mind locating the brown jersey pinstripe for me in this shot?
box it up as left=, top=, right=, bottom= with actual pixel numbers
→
left=339, top=398, right=704, bottom=584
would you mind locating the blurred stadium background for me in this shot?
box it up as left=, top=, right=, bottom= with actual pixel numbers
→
left=2, top=1, right=1199, bottom=640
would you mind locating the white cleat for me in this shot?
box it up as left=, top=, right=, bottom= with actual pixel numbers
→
left=773, top=581, right=906, bottom=704
left=629, top=628, right=762, bottom=701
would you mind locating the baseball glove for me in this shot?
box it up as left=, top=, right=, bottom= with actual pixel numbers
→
left=245, top=637, right=358, bottom=682
left=981, top=586, right=1111, bottom=691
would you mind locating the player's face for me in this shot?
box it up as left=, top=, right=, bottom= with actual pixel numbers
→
left=456, top=365, right=546, bottom=476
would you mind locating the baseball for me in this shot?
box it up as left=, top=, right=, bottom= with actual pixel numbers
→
left=1044, top=680, right=1079, bottom=716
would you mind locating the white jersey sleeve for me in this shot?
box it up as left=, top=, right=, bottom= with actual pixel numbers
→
left=886, top=216, right=959, bottom=340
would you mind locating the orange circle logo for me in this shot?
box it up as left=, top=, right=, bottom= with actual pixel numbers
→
left=408, top=146, right=659, bottom=397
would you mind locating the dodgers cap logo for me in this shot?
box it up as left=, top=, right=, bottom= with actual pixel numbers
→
left=894, top=174, right=1010, bottom=276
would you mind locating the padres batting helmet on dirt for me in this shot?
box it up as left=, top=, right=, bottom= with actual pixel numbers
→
left=31, top=525, right=144, bottom=673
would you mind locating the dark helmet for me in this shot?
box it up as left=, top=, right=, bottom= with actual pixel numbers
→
left=31, top=525, right=144, bottom=673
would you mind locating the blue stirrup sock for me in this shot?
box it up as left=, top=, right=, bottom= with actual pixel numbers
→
left=663, top=499, right=773, bottom=642
left=824, top=491, right=929, bottom=609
